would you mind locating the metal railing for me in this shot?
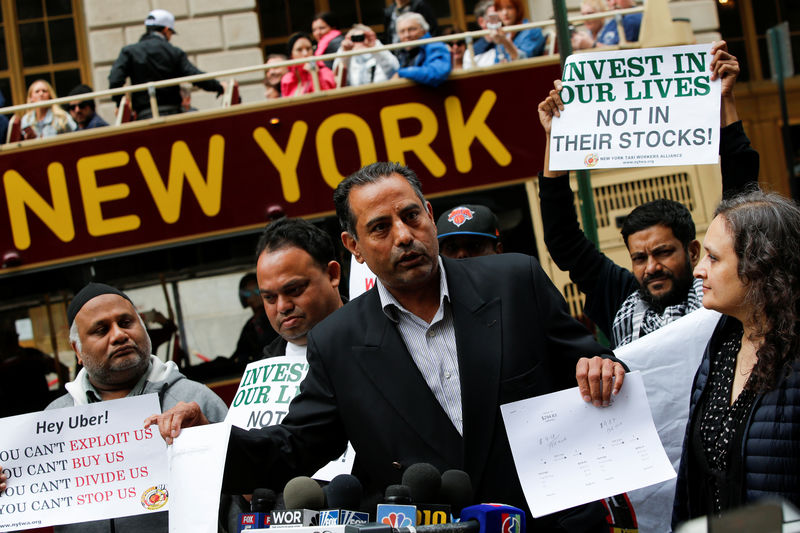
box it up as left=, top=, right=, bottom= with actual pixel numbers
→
left=0, top=6, right=643, bottom=121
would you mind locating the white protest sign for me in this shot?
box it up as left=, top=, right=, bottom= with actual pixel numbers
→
left=226, top=356, right=355, bottom=480
left=0, top=394, right=168, bottom=531
left=550, top=44, right=721, bottom=170
left=349, top=254, right=377, bottom=300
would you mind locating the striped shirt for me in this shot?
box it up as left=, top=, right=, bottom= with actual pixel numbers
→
left=376, top=258, right=463, bottom=435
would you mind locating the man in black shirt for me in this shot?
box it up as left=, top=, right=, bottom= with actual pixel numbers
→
left=108, top=9, right=224, bottom=119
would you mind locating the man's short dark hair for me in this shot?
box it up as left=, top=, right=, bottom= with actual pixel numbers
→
left=620, top=199, right=696, bottom=247
left=333, top=162, right=425, bottom=238
left=255, top=217, right=335, bottom=270
left=67, top=84, right=96, bottom=111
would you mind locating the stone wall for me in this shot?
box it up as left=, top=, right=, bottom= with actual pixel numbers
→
left=80, top=0, right=263, bottom=122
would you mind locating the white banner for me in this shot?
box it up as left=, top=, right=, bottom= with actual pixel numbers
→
left=0, top=394, right=168, bottom=531
left=550, top=44, right=721, bottom=170
left=226, top=356, right=355, bottom=480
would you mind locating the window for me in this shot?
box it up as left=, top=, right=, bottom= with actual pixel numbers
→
left=0, top=0, right=89, bottom=106
left=717, top=0, right=800, bottom=81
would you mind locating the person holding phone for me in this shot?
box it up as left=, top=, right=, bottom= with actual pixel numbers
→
left=333, top=24, right=399, bottom=87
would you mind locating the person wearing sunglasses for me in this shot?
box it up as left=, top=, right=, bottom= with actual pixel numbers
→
left=66, top=84, right=109, bottom=130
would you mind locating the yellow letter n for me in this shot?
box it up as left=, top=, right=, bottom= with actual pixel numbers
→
left=4, top=164, right=75, bottom=250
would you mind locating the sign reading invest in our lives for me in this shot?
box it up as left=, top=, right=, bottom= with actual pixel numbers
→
left=549, top=44, right=721, bottom=170
left=0, top=394, right=168, bottom=531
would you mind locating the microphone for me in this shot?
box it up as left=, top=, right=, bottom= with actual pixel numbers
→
left=320, top=474, right=369, bottom=525
left=376, top=485, right=417, bottom=528
left=345, top=503, right=524, bottom=533
left=459, top=503, right=525, bottom=533
left=271, top=476, right=323, bottom=527
left=401, top=463, right=450, bottom=525
left=237, top=488, right=276, bottom=532
left=439, top=470, right=473, bottom=519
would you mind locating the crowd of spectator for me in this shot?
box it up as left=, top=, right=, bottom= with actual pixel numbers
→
left=1, top=0, right=641, bottom=140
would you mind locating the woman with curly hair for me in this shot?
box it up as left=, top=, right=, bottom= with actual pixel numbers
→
left=673, top=189, right=800, bottom=526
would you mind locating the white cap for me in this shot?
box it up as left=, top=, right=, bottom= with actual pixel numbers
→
left=145, top=9, right=176, bottom=33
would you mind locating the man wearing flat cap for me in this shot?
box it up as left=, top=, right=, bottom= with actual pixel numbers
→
left=436, top=204, right=504, bottom=259
left=46, top=282, right=227, bottom=532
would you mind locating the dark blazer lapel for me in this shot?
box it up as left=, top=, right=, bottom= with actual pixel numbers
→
left=445, top=259, right=502, bottom=491
left=353, top=289, right=463, bottom=463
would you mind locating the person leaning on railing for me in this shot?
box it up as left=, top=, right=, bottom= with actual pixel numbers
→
left=492, top=0, right=546, bottom=61
left=107, top=9, right=224, bottom=120
left=392, top=12, right=451, bottom=87
left=333, top=25, right=399, bottom=87
left=20, top=79, right=77, bottom=139
left=281, top=32, right=337, bottom=97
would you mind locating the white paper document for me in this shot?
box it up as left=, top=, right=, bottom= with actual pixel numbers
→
left=168, top=423, right=231, bottom=533
left=614, top=308, right=720, bottom=533
left=500, top=371, right=675, bottom=518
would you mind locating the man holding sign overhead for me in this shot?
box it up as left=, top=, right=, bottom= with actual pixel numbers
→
left=537, top=41, right=757, bottom=349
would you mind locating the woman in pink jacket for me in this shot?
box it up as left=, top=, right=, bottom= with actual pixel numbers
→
left=281, top=32, right=336, bottom=97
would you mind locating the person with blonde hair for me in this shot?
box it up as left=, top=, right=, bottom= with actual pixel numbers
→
left=571, top=0, right=608, bottom=49
left=20, top=79, right=77, bottom=139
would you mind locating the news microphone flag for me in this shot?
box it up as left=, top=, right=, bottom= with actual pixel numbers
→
left=319, top=509, right=370, bottom=525
left=459, top=504, right=525, bottom=533
left=237, top=511, right=271, bottom=531
left=376, top=503, right=417, bottom=528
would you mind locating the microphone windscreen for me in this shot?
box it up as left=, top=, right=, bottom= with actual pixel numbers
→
left=401, top=463, right=441, bottom=503
left=440, top=469, right=473, bottom=516
left=384, top=484, right=412, bottom=504
left=325, top=474, right=363, bottom=509
left=283, top=476, right=325, bottom=510
left=251, top=488, right=277, bottom=512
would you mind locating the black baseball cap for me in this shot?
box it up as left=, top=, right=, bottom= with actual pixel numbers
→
left=436, top=204, right=500, bottom=241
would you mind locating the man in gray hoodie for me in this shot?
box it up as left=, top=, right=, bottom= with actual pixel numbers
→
left=2, top=282, right=228, bottom=533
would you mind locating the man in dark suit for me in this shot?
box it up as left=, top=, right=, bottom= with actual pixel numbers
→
left=148, top=162, right=624, bottom=530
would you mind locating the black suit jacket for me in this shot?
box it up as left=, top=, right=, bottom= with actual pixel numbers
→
left=224, top=254, right=615, bottom=530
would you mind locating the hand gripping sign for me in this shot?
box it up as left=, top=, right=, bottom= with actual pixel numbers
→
left=0, top=394, right=168, bottom=531
left=549, top=44, right=721, bottom=170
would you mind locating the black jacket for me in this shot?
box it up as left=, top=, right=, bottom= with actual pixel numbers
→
left=538, top=121, right=759, bottom=347
left=673, top=315, right=800, bottom=526
left=223, top=254, right=618, bottom=531
left=108, top=31, right=223, bottom=114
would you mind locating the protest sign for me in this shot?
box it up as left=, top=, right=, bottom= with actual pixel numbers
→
left=549, top=44, right=721, bottom=170
left=226, top=355, right=355, bottom=480
left=0, top=394, right=168, bottom=531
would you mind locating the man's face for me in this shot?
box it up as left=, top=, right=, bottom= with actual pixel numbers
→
left=341, top=174, right=440, bottom=295
left=397, top=19, right=425, bottom=43
left=627, top=224, right=699, bottom=309
left=72, top=295, right=151, bottom=389
left=69, top=101, right=92, bottom=126
left=256, top=246, right=341, bottom=345
left=440, top=235, right=501, bottom=259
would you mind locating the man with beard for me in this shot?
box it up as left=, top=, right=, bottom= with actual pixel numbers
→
left=536, top=41, right=758, bottom=349
left=40, top=282, right=227, bottom=532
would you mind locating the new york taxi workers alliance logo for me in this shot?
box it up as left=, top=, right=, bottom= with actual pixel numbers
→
left=584, top=153, right=599, bottom=167
left=447, top=206, right=474, bottom=227
left=140, top=485, right=169, bottom=511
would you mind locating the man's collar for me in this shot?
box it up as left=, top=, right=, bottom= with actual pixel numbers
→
left=377, top=256, right=449, bottom=322
left=83, top=361, right=152, bottom=403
